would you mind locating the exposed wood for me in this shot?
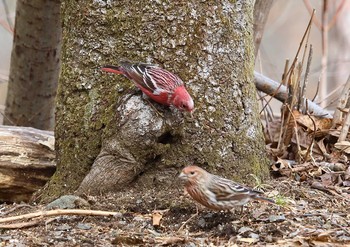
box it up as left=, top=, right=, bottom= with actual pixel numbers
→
left=0, top=125, right=56, bottom=202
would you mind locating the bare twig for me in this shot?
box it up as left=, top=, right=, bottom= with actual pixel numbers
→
left=0, top=209, right=121, bottom=224
left=282, top=59, right=290, bottom=86
left=320, top=0, right=329, bottom=106
left=304, top=103, right=317, bottom=161
left=338, top=109, right=350, bottom=142
left=277, top=104, right=287, bottom=150
left=285, top=9, right=315, bottom=79
left=259, top=62, right=286, bottom=115
left=177, top=207, right=198, bottom=233
left=312, top=75, right=321, bottom=102
left=303, top=0, right=347, bottom=31
left=318, top=80, right=349, bottom=107
left=332, top=75, right=350, bottom=127
left=2, top=204, right=34, bottom=216
left=0, top=218, right=56, bottom=229
left=327, top=0, right=347, bottom=29
left=299, top=45, right=313, bottom=112
left=303, top=0, right=322, bottom=29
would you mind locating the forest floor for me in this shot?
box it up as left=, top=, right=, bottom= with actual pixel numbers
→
left=0, top=177, right=349, bottom=247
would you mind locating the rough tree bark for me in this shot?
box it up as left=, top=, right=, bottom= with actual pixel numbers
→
left=4, top=0, right=61, bottom=130
left=40, top=0, right=269, bottom=204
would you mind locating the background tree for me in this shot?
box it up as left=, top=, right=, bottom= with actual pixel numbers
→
left=39, top=0, right=269, bottom=204
left=253, top=0, right=275, bottom=58
left=4, top=0, right=61, bottom=130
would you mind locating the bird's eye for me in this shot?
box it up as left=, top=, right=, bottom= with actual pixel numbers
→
left=190, top=171, right=195, bottom=175
left=181, top=103, right=186, bottom=109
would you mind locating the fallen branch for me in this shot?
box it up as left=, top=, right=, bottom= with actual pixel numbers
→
left=0, top=218, right=56, bottom=229
left=278, top=163, right=315, bottom=176
left=254, top=71, right=332, bottom=118
left=0, top=125, right=56, bottom=202
left=0, top=209, right=121, bottom=224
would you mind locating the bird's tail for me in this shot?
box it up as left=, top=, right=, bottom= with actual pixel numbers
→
left=252, top=194, right=276, bottom=205
left=101, top=65, right=124, bottom=74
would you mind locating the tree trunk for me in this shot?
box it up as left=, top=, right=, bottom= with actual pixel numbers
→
left=0, top=126, right=55, bottom=202
left=40, top=0, right=269, bottom=204
left=4, top=0, right=61, bottom=130
left=253, top=0, right=275, bottom=58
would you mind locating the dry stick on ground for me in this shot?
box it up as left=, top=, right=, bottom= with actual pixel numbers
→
left=0, top=218, right=56, bottom=229
left=2, top=204, right=35, bottom=216
left=0, top=209, right=121, bottom=224
left=177, top=207, right=199, bottom=233
left=310, top=182, right=350, bottom=203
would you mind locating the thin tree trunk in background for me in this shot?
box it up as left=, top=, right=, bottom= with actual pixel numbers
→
left=4, top=0, right=61, bottom=130
left=328, top=0, right=350, bottom=109
left=253, top=0, right=275, bottom=59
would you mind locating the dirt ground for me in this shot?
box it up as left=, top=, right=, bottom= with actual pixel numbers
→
left=0, top=177, right=349, bottom=247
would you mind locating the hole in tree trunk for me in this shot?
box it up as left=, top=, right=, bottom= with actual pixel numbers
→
left=157, top=131, right=178, bottom=144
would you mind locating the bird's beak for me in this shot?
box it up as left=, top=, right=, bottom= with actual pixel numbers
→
left=178, top=172, right=187, bottom=180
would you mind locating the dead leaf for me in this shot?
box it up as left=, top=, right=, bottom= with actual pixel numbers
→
left=271, top=158, right=294, bottom=171
left=294, top=111, right=332, bottom=132
left=320, top=173, right=333, bottom=186
left=152, top=212, right=163, bottom=227
left=159, top=236, right=185, bottom=245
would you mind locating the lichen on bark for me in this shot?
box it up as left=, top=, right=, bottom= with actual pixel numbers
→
left=40, top=0, right=269, bottom=203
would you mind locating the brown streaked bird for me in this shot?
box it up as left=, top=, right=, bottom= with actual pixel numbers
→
left=179, top=165, right=275, bottom=211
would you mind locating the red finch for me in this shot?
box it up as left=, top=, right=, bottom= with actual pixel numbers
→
left=101, top=61, right=194, bottom=112
left=179, top=165, right=275, bottom=210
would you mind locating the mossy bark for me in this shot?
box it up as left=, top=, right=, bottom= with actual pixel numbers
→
left=40, top=0, right=269, bottom=202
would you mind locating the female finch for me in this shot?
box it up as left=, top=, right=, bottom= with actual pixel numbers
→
left=179, top=166, right=275, bottom=211
left=101, top=61, right=194, bottom=112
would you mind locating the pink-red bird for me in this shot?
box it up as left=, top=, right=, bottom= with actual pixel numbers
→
left=179, top=166, right=275, bottom=211
left=101, top=61, right=194, bottom=112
